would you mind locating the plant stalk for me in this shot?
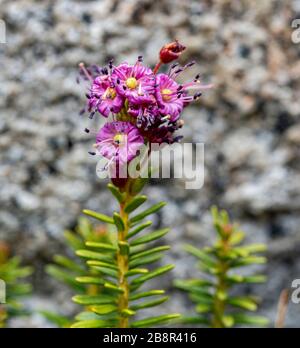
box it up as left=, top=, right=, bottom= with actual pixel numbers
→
left=212, top=263, right=228, bottom=328
left=211, top=234, right=230, bottom=328
left=153, top=61, right=162, bottom=74
left=117, top=185, right=132, bottom=328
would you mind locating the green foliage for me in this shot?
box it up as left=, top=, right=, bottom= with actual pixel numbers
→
left=175, top=207, right=269, bottom=328
left=71, top=182, right=179, bottom=328
left=44, top=217, right=114, bottom=327
left=0, top=242, right=33, bottom=327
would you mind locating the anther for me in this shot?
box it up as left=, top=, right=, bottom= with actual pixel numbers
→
left=89, top=111, right=96, bottom=119
left=193, top=92, right=202, bottom=100
left=186, top=61, right=196, bottom=67
left=101, top=67, right=108, bottom=75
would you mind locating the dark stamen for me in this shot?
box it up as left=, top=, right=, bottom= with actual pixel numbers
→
left=186, top=61, right=195, bottom=67
left=84, top=128, right=90, bottom=133
left=193, top=92, right=202, bottom=100
left=173, top=136, right=183, bottom=142
left=101, top=67, right=108, bottom=75
left=89, top=111, right=96, bottom=119
left=88, top=151, right=96, bottom=156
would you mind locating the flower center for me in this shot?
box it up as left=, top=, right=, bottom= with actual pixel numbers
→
left=102, top=87, right=117, bottom=100
left=126, top=77, right=138, bottom=89
left=161, top=88, right=172, bottom=101
left=113, top=133, right=125, bottom=146
left=107, top=87, right=116, bottom=99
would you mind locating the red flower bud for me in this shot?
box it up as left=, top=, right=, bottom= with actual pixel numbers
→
left=159, top=40, right=186, bottom=64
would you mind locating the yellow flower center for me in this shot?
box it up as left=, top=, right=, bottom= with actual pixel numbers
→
left=126, top=77, right=138, bottom=89
left=107, top=87, right=116, bottom=99
left=113, top=133, right=125, bottom=145
left=161, top=88, right=172, bottom=101
left=102, top=87, right=116, bottom=100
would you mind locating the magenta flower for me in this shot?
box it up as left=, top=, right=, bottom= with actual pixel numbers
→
left=80, top=48, right=213, bottom=177
left=155, top=73, right=184, bottom=122
left=88, top=75, right=124, bottom=117
left=155, top=67, right=213, bottom=121
left=112, top=61, right=155, bottom=105
left=95, top=121, right=144, bottom=165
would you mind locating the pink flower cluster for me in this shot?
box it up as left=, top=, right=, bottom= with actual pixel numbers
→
left=79, top=43, right=212, bottom=170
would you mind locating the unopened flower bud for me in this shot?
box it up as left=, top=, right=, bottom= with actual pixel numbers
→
left=159, top=40, right=186, bottom=64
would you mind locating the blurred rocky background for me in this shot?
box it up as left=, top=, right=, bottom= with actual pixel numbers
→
left=0, top=0, right=300, bottom=327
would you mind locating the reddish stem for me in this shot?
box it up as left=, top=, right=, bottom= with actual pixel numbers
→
left=153, top=61, right=162, bottom=74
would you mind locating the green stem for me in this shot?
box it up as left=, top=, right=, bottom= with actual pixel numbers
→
left=211, top=237, right=230, bottom=328
left=117, top=185, right=132, bottom=328
left=212, top=264, right=228, bottom=328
